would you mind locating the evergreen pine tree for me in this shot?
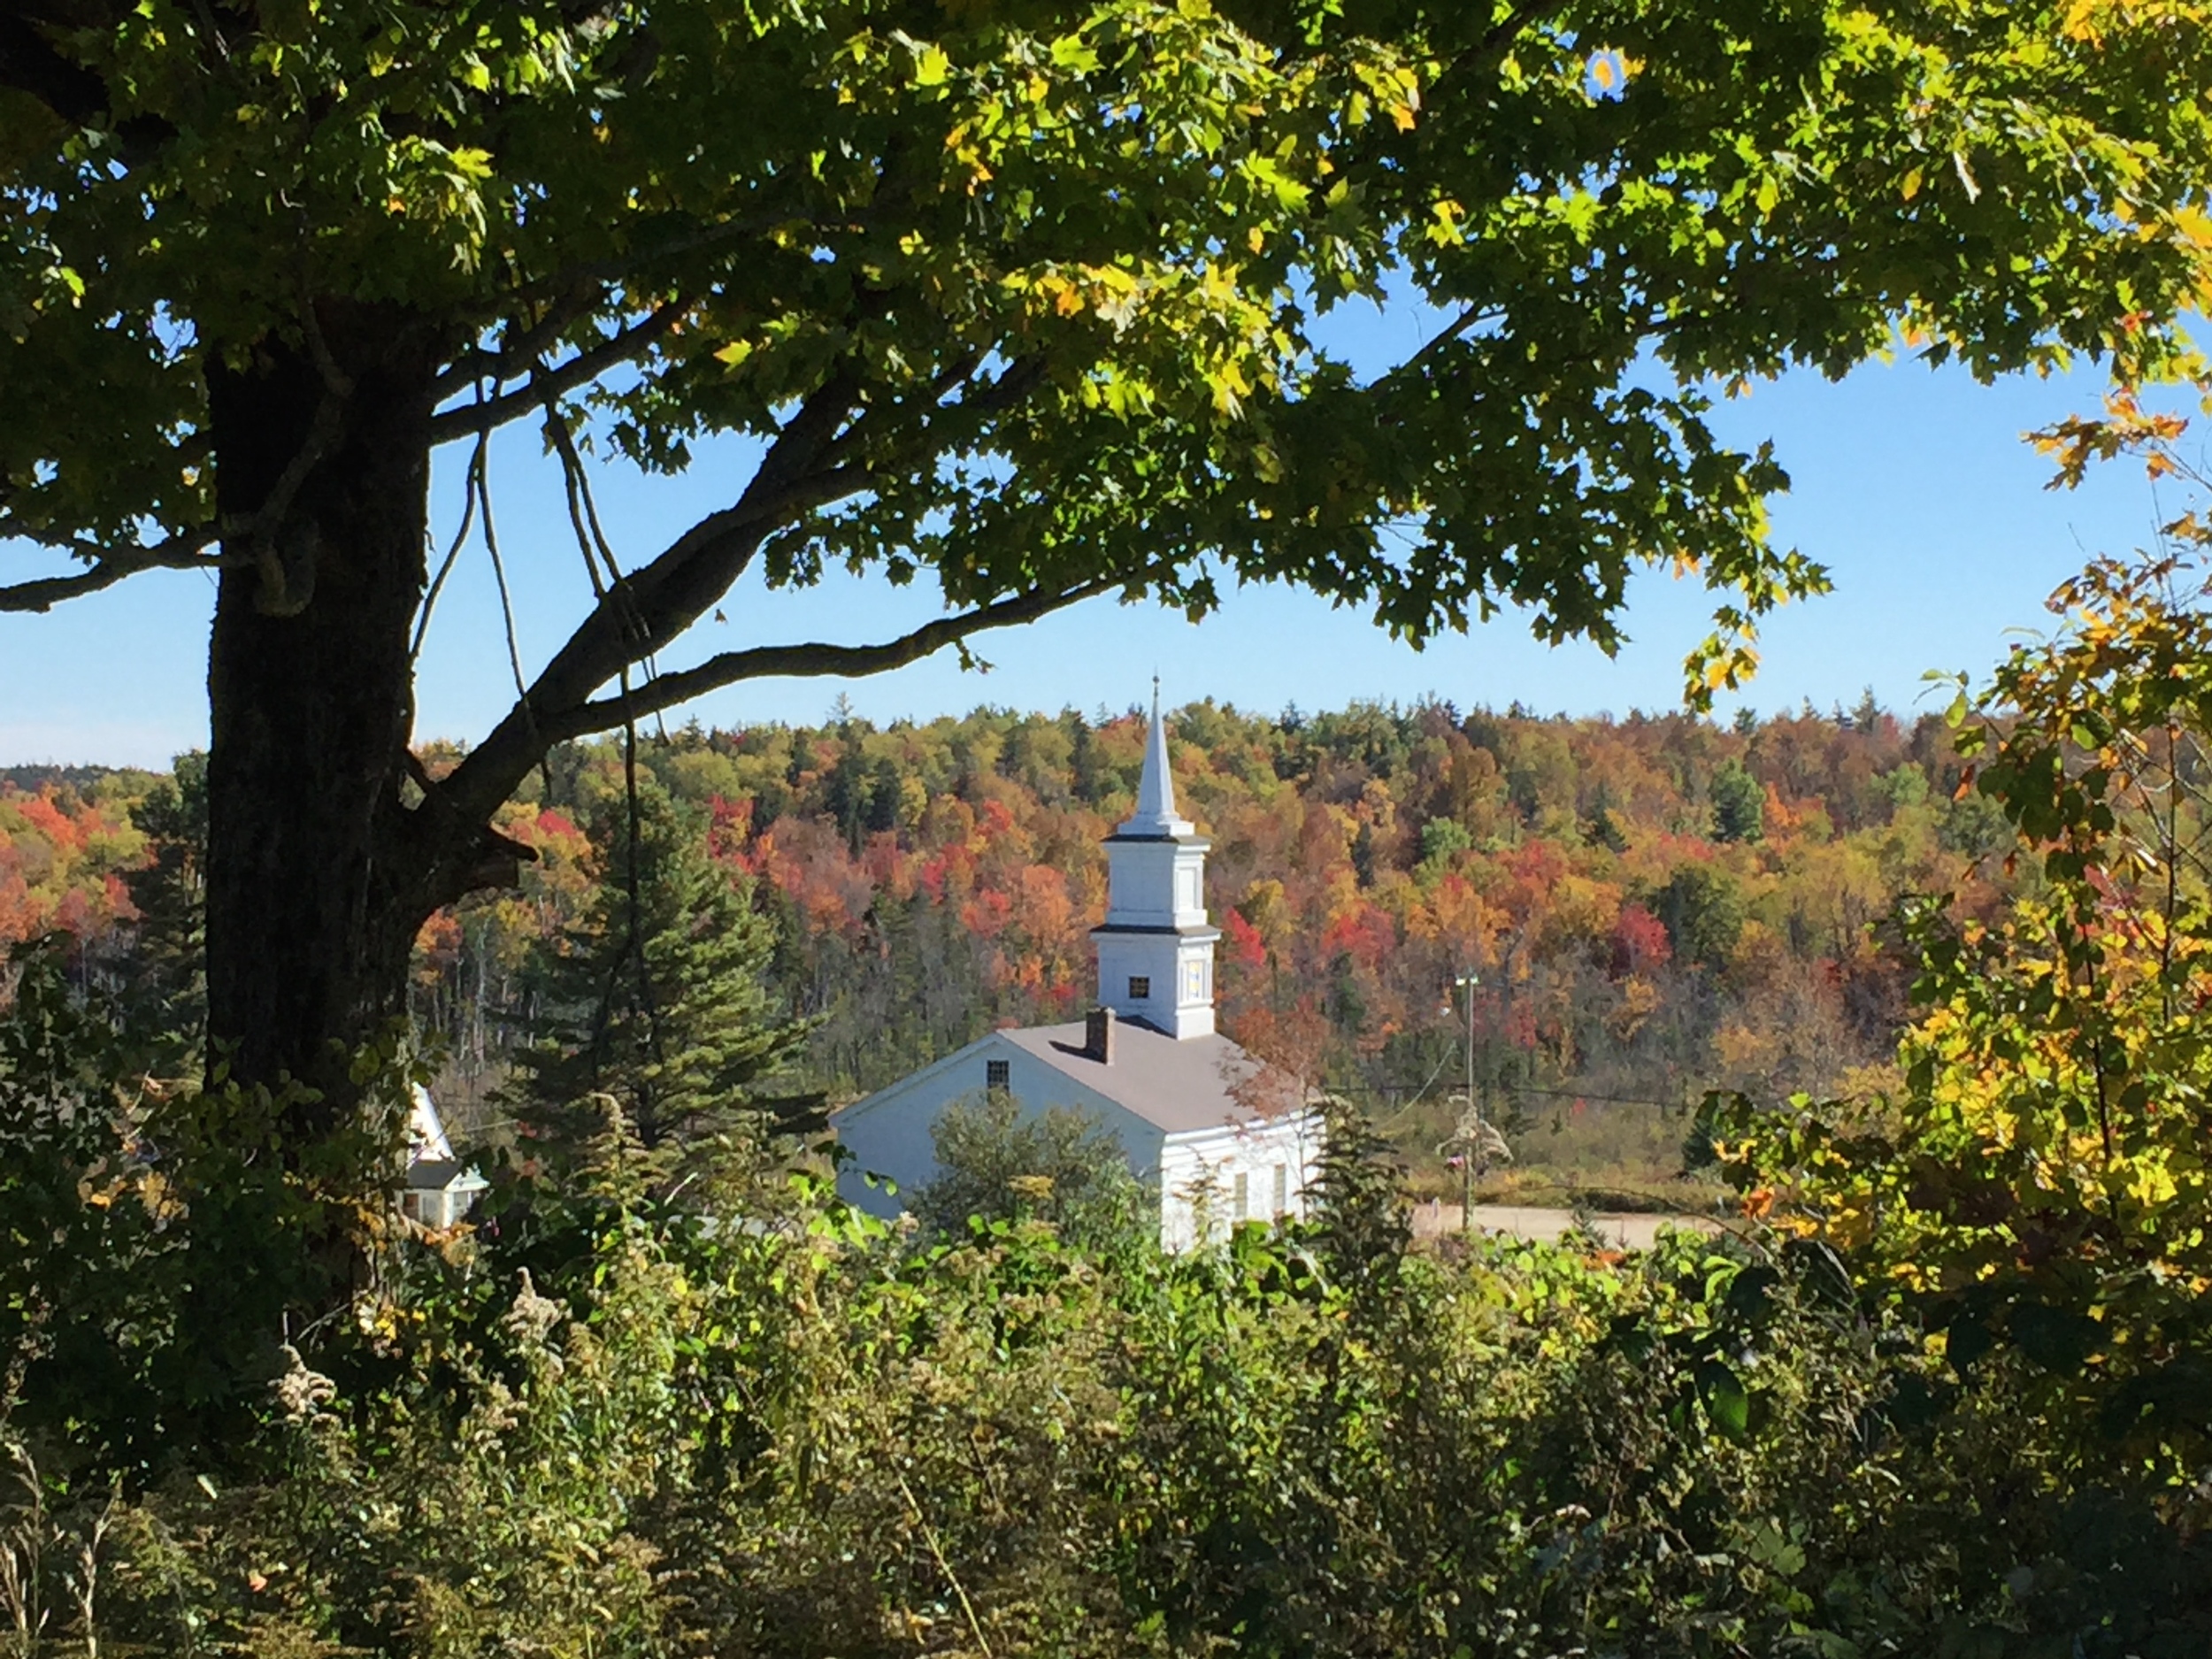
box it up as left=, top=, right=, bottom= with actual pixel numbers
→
left=507, top=778, right=817, bottom=1174
left=1068, top=713, right=1104, bottom=805
left=864, top=756, right=903, bottom=833
left=1709, top=758, right=1766, bottom=845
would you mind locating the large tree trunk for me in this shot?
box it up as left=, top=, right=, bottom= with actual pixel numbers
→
left=204, top=307, right=442, bottom=1113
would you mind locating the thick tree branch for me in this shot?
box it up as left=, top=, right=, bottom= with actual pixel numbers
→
left=541, top=574, right=1126, bottom=746
left=426, top=299, right=689, bottom=442
left=438, top=373, right=869, bottom=822
left=0, top=524, right=232, bottom=613
left=1428, top=4, right=1548, bottom=105
left=805, top=352, right=1040, bottom=483
left=433, top=283, right=612, bottom=401
left=435, top=322, right=1055, bottom=833
left=1378, top=305, right=1508, bottom=384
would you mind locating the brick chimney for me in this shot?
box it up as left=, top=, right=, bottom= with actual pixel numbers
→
left=1086, top=1006, right=1117, bottom=1064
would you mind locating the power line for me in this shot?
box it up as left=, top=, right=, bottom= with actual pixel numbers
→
left=1333, top=1079, right=1692, bottom=1110
left=1507, top=1084, right=1694, bottom=1110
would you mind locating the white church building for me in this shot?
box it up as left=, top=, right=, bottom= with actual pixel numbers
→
left=833, top=691, right=1324, bottom=1251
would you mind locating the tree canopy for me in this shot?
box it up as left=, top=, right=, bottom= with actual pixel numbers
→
left=9, top=0, right=2210, bottom=699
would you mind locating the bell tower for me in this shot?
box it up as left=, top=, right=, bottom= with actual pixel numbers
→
left=1093, top=684, right=1219, bottom=1038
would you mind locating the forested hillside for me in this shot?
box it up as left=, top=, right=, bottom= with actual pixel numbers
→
left=2, top=695, right=2016, bottom=1192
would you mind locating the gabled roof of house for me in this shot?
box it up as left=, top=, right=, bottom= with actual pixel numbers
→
left=995, top=1019, right=1299, bottom=1137
left=405, top=1157, right=489, bottom=1193
left=404, top=1085, right=486, bottom=1191
left=408, top=1083, right=457, bottom=1162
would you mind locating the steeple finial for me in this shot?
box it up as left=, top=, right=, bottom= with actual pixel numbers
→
left=1123, top=680, right=1188, bottom=834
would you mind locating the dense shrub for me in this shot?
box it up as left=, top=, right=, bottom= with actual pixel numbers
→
left=4, top=942, right=2203, bottom=1657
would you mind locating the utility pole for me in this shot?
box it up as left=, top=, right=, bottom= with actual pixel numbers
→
left=1447, top=971, right=1482, bottom=1234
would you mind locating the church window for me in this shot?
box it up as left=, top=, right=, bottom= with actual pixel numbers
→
left=1273, top=1164, right=1289, bottom=1216
left=1127, top=975, right=1151, bottom=1000
left=1233, top=1171, right=1249, bottom=1220
left=986, top=1059, right=1010, bottom=1094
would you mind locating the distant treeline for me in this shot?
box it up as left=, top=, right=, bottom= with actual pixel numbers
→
left=2, top=695, right=2016, bottom=1175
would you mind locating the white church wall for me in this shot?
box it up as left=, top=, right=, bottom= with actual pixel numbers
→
left=833, top=1037, right=1166, bottom=1222
left=1102, top=840, right=1210, bottom=930
left=1156, top=1113, right=1324, bottom=1253
left=1094, top=932, right=1217, bottom=1036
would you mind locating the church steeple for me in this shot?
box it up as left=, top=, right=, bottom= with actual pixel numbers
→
left=1093, top=687, right=1220, bottom=1039
left=1123, top=677, right=1192, bottom=836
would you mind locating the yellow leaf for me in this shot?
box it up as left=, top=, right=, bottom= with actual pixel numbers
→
left=2171, top=203, right=2212, bottom=250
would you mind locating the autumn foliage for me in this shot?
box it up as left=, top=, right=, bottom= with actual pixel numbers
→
left=7, top=693, right=2016, bottom=1195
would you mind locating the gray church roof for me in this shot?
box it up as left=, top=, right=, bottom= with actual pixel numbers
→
left=996, top=1018, right=1293, bottom=1136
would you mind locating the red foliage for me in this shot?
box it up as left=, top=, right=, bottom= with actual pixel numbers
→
left=703, top=795, right=752, bottom=866
left=51, top=887, right=94, bottom=939
left=1610, top=902, right=1671, bottom=977
left=16, top=792, right=83, bottom=856
left=1223, top=907, right=1266, bottom=970
left=960, top=887, right=1014, bottom=940
left=0, top=873, right=34, bottom=943
left=1320, top=902, right=1397, bottom=971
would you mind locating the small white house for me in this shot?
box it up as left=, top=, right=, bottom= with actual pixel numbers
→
left=834, top=688, right=1324, bottom=1251
left=402, top=1083, right=488, bottom=1229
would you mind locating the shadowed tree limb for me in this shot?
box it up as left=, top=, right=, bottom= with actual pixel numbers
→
left=0, top=525, right=233, bottom=612
left=440, top=569, right=1133, bottom=828
left=488, top=371, right=867, bottom=719
left=434, top=370, right=865, bottom=824
left=426, top=299, right=691, bottom=442
left=432, top=286, right=617, bottom=401
left=555, top=572, right=1132, bottom=738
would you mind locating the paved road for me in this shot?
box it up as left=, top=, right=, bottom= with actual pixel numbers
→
left=1409, top=1200, right=1721, bottom=1251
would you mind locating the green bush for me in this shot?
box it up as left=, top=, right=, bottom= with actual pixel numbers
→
left=912, top=1091, right=1152, bottom=1254
left=4, top=961, right=2208, bottom=1655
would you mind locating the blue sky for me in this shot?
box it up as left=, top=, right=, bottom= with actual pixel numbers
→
left=0, top=304, right=2193, bottom=768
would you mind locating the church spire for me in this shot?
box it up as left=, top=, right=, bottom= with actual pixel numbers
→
left=1096, top=682, right=1218, bottom=1038
left=1121, top=678, right=1193, bottom=837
